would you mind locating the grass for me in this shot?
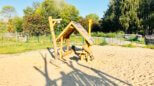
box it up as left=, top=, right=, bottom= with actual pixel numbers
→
left=91, top=31, right=124, bottom=38
left=144, top=45, right=154, bottom=49
left=0, top=36, right=52, bottom=54
left=0, top=35, right=84, bottom=54
left=70, top=35, right=84, bottom=45
left=0, top=33, right=105, bottom=54
left=121, top=43, right=137, bottom=48
left=0, top=43, right=51, bottom=54
left=0, top=33, right=153, bottom=54
left=98, top=38, right=108, bottom=46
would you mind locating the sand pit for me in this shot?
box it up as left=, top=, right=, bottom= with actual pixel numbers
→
left=0, top=45, right=154, bottom=86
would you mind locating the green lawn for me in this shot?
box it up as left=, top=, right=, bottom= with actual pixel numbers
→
left=1, top=34, right=152, bottom=54
left=0, top=36, right=52, bottom=54
left=0, top=35, right=85, bottom=54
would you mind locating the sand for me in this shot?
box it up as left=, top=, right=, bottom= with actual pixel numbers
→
left=0, top=45, right=154, bottom=86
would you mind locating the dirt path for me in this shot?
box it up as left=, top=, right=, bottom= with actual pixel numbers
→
left=0, top=46, right=154, bottom=86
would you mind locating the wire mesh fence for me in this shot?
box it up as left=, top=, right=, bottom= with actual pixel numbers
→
left=0, top=32, right=145, bottom=48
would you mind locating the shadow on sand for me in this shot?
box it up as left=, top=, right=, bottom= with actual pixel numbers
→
left=33, top=52, right=132, bottom=86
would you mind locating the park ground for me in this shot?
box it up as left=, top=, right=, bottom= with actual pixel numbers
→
left=0, top=45, right=154, bottom=86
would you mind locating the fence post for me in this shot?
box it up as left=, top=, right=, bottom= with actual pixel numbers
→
left=37, top=35, right=40, bottom=43
left=26, top=35, right=29, bottom=43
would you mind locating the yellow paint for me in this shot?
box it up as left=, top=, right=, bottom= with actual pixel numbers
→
left=88, top=19, right=92, bottom=36
left=48, top=16, right=62, bottom=59
left=60, top=36, right=63, bottom=59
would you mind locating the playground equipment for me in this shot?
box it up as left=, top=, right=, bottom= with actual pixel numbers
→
left=49, top=16, right=94, bottom=61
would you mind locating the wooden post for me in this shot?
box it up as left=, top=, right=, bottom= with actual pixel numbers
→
left=84, top=19, right=93, bottom=61
left=88, top=19, right=92, bottom=36
left=60, top=36, right=63, bottom=59
left=66, top=38, right=70, bottom=51
left=49, top=16, right=58, bottom=59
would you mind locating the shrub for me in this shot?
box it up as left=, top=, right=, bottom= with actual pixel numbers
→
left=126, top=34, right=137, bottom=41
left=122, top=43, right=136, bottom=48
left=144, top=45, right=154, bottom=49
left=99, top=39, right=108, bottom=46
left=106, top=32, right=116, bottom=38
left=91, top=31, right=125, bottom=38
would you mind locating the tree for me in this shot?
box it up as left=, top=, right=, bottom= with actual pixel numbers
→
left=13, top=17, right=23, bottom=32
left=79, top=16, right=87, bottom=30
left=119, top=0, right=140, bottom=33
left=79, top=14, right=100, bottom=32
left=0, top=5, right=16, bottom=21
left=60, top=4, right=79, bottom=31
left=23, top=0, right=80, bottom=36
left=7, top=19, right=15, bottom=32
left=86, top=14, right=99, bottom=23
left=23, top=14, right=47, bottom=36
left=100, top=0, right=122, bottom=32
left=100, top=0, right=141, bottom=33
left=23, top=7, right=34, bottom=16
left=86, top=14, right=100, bottom=32
left=41, top=0, right=60, bottom=18
left=139, top=0, right=154, bottom=35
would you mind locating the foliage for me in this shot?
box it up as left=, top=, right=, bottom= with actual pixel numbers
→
left=5, top=16, right=23, bottom=32
left=86, top=14, right=99, bottom=23
left=23, top=14, right=48, bottom=36
left=144, top=45, right=154, bottom=49
left=23, top=7, right=34, bottom=16
left=0, top=21, right=7, bottom=33
left=100, top=0, right=153, bottom=35
left=122, top=43, right=137, bottom=48
left=99, top=39, right=108, bottom=46
left=79, top=16, right=88, bottom=30
left=0, top=5, right=16, bottom=21
left=60, top=4, right=79, bottom=30
left=126, top=34, right=138, bottom=41
left=7, top=19, right=15, bottom=32
left=23, top=0, right=79, bottom=36
left=13, top=17, right=23, bottom=32
left=0, top=6, right=23, bottom=33
left=79, top=13, right=100, bottom=32
left=91, top=31, right=124, bottom=38
left=139, top=0, right=154, bottom=35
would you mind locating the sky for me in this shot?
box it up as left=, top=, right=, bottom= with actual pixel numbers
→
left=66, top=0, right=109, bottom=18
left=0, top=0, right=109, bottom=18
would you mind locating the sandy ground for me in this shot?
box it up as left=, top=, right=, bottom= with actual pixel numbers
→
left=0, top=45, right=154, bottom=86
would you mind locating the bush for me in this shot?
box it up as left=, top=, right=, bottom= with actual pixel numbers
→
left=99, top=39, right=108, bottom=46
left=122, top=43, right=137, bottom=48
left=106, top=32, right=116, bottom=38
left=91, top=31, right=125, bottom=38
left=91, top=32, right=104, bottom=37
left=126, top=34, right=137, bottom=41
left=136, top=37, right=145, bottom=44
left=144, top=45, right=154, bottom=49
left=125, top=34, right=145, bottom=44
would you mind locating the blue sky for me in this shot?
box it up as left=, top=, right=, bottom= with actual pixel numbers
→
left=0, top=0, right=109, bottom=18
left=66, top=0, right=109, bottom=18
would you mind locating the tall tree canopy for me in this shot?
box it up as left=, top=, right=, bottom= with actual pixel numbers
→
left=23, top=0, right=79, bottom=36
left=79, top=13, right=100, bottom=32
left=100, top=0, right=153, bottom=35
left=0, top=5, right=16, bottom=21
left=139, top=0, right=154, bottom=35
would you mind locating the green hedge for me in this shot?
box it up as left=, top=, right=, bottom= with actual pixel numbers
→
left=91, top=31, right=124, bottom=38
